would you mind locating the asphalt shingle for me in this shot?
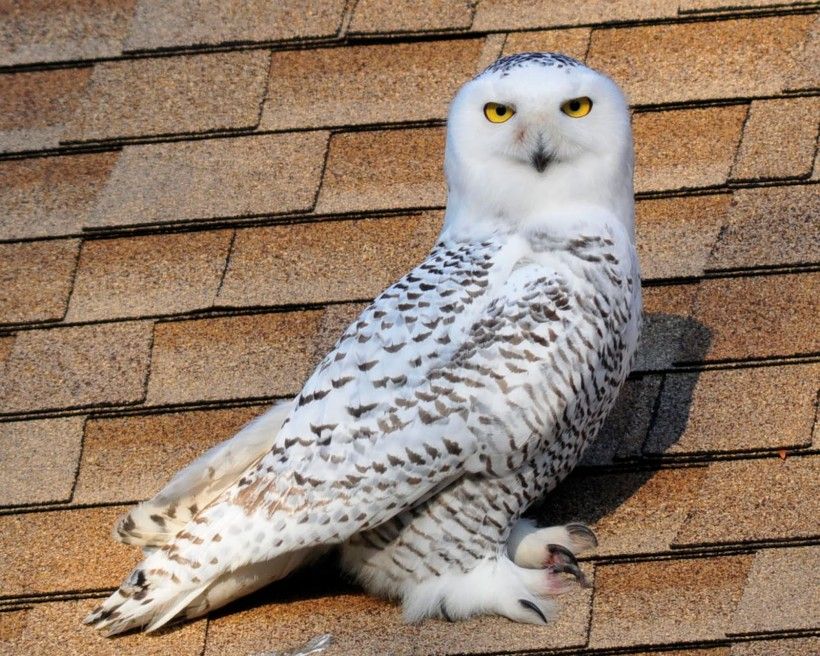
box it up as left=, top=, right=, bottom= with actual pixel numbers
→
left=74, top=405, right=265, bottom=504
left=587, top=15, right=814, bottom=105
left=633, top=106, right=747, bottom=193
left=731, top=97, right=820, bottom=181
left=674, top=456, right=820, bottom=547
left=731, top=547, right=820, bottom=634
left=473, top=0, right=678, bottom=31
left=0, top=67, right=91, bottom=154
left=588, top=555, right=753, bottom=647
left=146, top=312, right=322, bottom=405
left=0, top=0, right=134, bottom=66
left=63, top=50, right=271, bottom=142
left=0, top=506, right=138, bottom=596
left=123, top=0, right=347, bottom=51
left=0, top=417, right=84, bottom=506
left=88, top=133, right=328, bottom=229
left=316, top=128, right=446, bottom=214
left=707, top=185, right=820, bottom=270
left=0, top=153, right=117, bottom=240
left=66, top=230, right=232, bottom=322
left=645, top=363, right=819, bottom=455
left=217, top=213, right=442, bottom=307
left=0, top=322, right=153, bottom=414
left=635, top=194, right=730, bottom=280
left=348, top=0, right=475, bottom=34
left=0, top=239, right=79, bottom=324
left=261, top=40, right=483, bottom=130
left=502, top=28, right=591, bottom=61
left=0, top=599, right=206, bottom=656
left=684, top=272, right=820, bottom=361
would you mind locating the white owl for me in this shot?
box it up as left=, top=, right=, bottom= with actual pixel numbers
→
left=86, top=52, right=641, bottom=635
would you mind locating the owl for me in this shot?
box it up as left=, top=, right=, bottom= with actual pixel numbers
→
left=86, top=52, right=641, bottom=635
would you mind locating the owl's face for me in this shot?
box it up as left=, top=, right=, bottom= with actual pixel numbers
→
left=444, top=53, right=634, bottom=234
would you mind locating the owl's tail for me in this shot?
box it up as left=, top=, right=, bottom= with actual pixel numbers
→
left=85, top=544, right=327, bottom=635
left=114, top=400, right=294, bottom=551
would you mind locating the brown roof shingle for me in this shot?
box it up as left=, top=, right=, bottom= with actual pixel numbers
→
left=731, top=547, right=820, bottom=635
left=145, top=311, right=323, bottom=405
left=0, top=152, right=117, bottom=240
left=0, top=505, right=139, bottom=596
left=645, top=363, right=819, bottom=455
left=349, top=0, right=475, bottom=35
left=66, top=230, right=232, bottom=322
left=0, top=0, right=134, bottom=67
left=587, top=15, right=815, bottom=105
left=708, top=184, right=820, bottom=270
left=316, top=127, right=446, bottom=213
left=261, top=40, right=483, bottom=130
left=501, top=28, right=591, bottom=61
left=473, top=0, right=678, bottom=31
left=122, top=0, right=347, bottom=51
left=74, top=405, right=265, bottom=504
left=684, top=272, right=820, bottom=361
left=0, top=599, right=206, bottom=656
left=0, top=416, right=84, bottom=506
left=0, top=321, right=152, bottom=414
left=589, top=555, right=754, bottom=648
left=87, top=132, right=328, bottom=229
left=62, top=50, right=271, bottom=143
left=731, top=97, right=819, bottom=182
left=0, top=239, right=79, bottom=324
left=674, top=456, right=820, bottom=547
left=633, top=106, right=747, bottom=193
left=217, top=213, right=442, bottom=307
left=0, top=67, right=92, bottom=154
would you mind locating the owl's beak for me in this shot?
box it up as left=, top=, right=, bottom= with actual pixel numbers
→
left=530, top=147, right=552, bottom=173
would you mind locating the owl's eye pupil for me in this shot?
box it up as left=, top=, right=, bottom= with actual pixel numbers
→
left=569, top=100, right=581, bottom=112
left=496, top=106, right=507, bottom=116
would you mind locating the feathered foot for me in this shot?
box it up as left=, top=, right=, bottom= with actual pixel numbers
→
left=507, top=517, right=597, bottom=569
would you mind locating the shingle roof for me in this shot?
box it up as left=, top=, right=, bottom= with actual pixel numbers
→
left=0, top=2, right=817, bottom=655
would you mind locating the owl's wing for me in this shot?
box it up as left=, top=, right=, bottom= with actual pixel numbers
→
left=114, top=399, right=294, bottom=550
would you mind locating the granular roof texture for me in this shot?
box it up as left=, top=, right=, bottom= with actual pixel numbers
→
left=0, top=2, right=817, bottom=655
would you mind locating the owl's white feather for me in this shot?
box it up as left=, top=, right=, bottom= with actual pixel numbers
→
left=87, top=52, right=640, bottom=635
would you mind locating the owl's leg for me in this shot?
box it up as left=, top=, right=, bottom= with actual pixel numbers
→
left=341, top=477, right=592, bottom=625
left=506, top=517, right=597, bottom=570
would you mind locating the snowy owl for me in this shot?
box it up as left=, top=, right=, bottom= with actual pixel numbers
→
left=86, top=52, right=641, bottom=635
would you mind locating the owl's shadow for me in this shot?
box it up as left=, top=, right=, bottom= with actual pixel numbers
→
left=530, top=311, right=712, bottom=536
left=211, top=312, right=711, bottom=616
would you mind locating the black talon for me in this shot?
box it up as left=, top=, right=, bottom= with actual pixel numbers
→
left=546, top=543, right=579, bottom=567
left=551, top=563, right=591, bottom=588
left=518, top=598, right=548, bottom=624
left=566, top=523, right=598, bottom=549
left=440, top=600, right=454, bottom=622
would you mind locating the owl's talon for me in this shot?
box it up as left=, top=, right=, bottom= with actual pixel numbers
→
left=518, top=598, right=548, bottom=624
left=550, top=562, right=590, bottom=588
left=545, top=543, right=578, bottom=567
left=565, top=523, right=598, bottom=551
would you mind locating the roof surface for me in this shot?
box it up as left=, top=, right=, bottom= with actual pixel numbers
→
left=0, top=1, right=818, bottom=655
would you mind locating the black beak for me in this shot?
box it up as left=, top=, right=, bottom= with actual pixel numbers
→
left=531, top=148, right=551, bottom=173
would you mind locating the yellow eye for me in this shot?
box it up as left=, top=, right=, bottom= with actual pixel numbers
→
left=483, top=102, right=515, bottom=123
left=561, top=96, right=592, bottom=118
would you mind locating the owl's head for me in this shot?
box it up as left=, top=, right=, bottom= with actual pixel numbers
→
left=444, top=53, right=634, bottom=238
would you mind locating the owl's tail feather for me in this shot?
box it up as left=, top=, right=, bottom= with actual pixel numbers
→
left=85, top=546, right=326, bottom=636
left=114, top=400, right=294, bottom=551
left=83, top=565, right=205, bottom=636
